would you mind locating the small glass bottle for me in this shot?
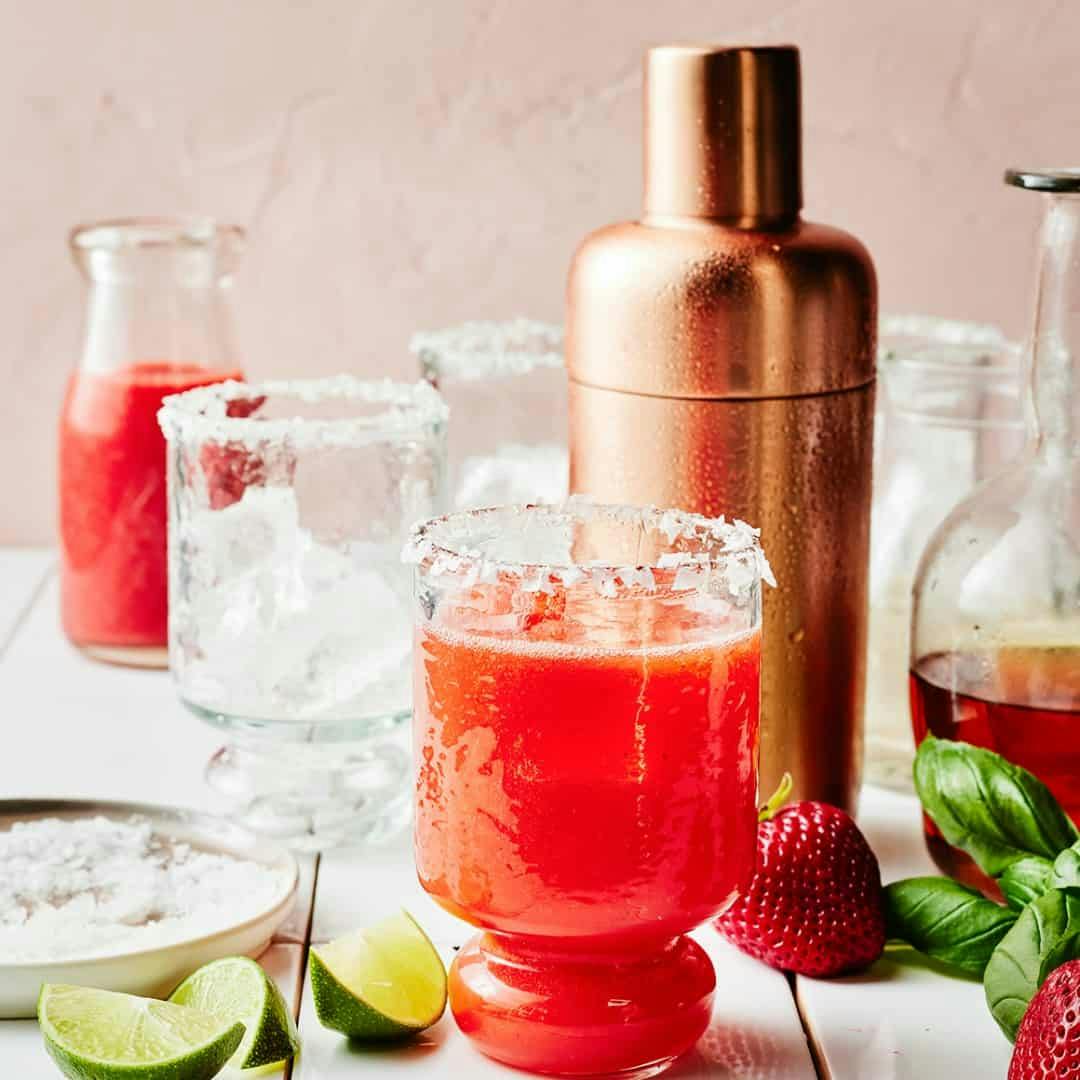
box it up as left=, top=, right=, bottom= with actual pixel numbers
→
left=59, top=218, right=245, bottom=667
left=911, top=171, right=1080, bottom=890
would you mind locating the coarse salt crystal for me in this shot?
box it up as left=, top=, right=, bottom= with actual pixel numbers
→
left=0, top=816, right=291, bottom=964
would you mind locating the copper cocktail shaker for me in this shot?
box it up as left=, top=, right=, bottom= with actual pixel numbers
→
left=566, top=45, right=876, bottom=811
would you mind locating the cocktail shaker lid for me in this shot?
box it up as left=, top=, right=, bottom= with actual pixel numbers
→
left=645, top=45, right=802, bottom=223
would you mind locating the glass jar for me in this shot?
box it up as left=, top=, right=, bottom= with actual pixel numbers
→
left=410, top=319, right=568, bottom=508
left=865, top=317, right=1024, bottom=790
left=912, top=171, right=1080, bottom=890
left=158, top=376, right=448, bottom=849
left=59, top=218, right=244, bottom=667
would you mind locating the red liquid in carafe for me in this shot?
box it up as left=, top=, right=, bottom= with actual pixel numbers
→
left=59, top=360, right=242, bottom=655
left=911, top=647, right=1080, bottom=893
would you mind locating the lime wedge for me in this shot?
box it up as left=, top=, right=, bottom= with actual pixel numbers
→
left=38, top=984, right=244, bottom=1080
left=309, top=910, right=447, bottom=1040
left=169, top=956, right=299, bottom=1070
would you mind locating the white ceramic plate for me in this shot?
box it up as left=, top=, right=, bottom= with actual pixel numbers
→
left=0, top=799, right=299, bottom=1018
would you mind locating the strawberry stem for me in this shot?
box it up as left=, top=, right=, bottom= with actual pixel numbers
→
left=759, top=772, right=793, bottom=822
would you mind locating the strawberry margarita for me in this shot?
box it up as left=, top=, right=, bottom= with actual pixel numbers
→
left=408, top=502, right=769, bottom=1078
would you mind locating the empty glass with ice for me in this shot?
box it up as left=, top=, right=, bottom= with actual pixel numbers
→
left=411, top=319, right=568, bottom=507
left=158, top=376, right=447, bottom=848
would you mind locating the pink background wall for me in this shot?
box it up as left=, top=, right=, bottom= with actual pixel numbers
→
left=2, top=0, right=1077, bottom=543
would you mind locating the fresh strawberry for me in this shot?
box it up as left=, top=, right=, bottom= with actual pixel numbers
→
left=1009, top=959, right=1080, bottom=1079
left=714, top=786, right=886, bottom=977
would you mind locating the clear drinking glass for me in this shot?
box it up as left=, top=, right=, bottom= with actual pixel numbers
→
left=912, top=171, right=1080, bottom=892
left=158, top=376, right=447, bottom=849
left=407, top=500, right=767, bottom=1078
left=865, top=316, right=1024, bottom=790
left=411, top=319, right=568, bottom=507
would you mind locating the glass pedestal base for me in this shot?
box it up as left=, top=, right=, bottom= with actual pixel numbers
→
left=204, top=737, right=410, bottom=852
left=450, top=932, right=715, bottom=1077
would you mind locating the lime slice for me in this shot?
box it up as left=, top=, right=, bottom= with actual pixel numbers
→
left=169, top=956, right=299, bottom=1070
left=38, top=984, right=244, bottom=1080
left=309, top=910, right=447, bottom=1040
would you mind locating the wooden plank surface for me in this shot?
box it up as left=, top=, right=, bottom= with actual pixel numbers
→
left=0, top=549, right=51, bottom=658
left=795, top=786, right=1013, bottom=1078
left=0, top=575, right=221, bottom=809
left=296, top=848, right=818, bottom=1079
left=0, top=562, right=314, bottom=1080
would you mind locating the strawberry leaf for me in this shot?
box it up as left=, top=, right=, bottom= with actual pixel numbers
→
left=758, top=773, right=793, bottom=822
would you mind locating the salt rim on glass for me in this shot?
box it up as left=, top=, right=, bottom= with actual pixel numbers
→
left=403, top=497, right=775, bottom=601
left=410, top=318, right=563, bottom=381
left=157, top=374, right=448, bottom=448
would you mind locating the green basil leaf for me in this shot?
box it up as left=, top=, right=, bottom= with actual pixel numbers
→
left=1051, top=842, right=1080, bottom=889
left=999, top=856, right=1055, bottom=909
left=983, top=888, right=1080, bottom=1040
left=914, top=737, right=1078, bottom=877
left=884, top=876, right=1016, bottom=976
left=1040, top=931, right=1080, bottom=984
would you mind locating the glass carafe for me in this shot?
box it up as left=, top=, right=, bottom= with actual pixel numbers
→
left=866, top=317, right=1023, bottom=791
left=59, top=219, right=244, bottom=667
left=912, top=171, right=1080, bottom=891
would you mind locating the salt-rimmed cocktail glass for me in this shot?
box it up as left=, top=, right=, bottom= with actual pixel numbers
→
left=406, top=500, right=769, bottom=1078
left=158, top=376, right=447, bottom=849
left=410, top=319, right=568, bottom=507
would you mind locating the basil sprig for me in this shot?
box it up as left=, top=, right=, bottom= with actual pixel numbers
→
left=884, top=877, right=1017, bottom=976
left=913, top=736, right=1078, bottom=876
left=983, top=889, right=1080, bottom=1039
left=887, top=738, right=1080, bottom=1042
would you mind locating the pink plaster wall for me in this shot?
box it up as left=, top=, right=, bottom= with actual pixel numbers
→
left=2, top=0, right=1076, bottom=543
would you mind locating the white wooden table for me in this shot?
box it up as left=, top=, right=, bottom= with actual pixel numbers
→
left=0, top=550, right=1014, bottom=1079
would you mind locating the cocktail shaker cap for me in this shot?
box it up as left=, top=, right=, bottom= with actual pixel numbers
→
left=645, top=45, right=802, bottom=223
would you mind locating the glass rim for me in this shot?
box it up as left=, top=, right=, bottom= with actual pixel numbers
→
left=69, top=216, right=246, bottom=253
left=879, top=314, right=1021, bottom=374
left=157, top=375, right=448, bottom=448
left=404, top=499, right=774, bottom=597
left=410, top=318, right=563, bottom=381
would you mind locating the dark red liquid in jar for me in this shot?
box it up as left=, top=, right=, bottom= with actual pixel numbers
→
left=59, top=360, right=242, bottom=654
left=911, top=648, right=1080, bottom=891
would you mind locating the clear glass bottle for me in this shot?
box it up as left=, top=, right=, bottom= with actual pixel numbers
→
left=865, top=317, right=1023, bottom=791
left=59, top=218, right=244, bottom=667
left=911, top=171, right=1080, bottom=890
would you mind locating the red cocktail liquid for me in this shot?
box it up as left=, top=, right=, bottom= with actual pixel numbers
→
left=415, top=620, right=760, bottom=1076
left=911, top=647, right=1080, bottom=892
left=59, top=360, right=241, bottom=662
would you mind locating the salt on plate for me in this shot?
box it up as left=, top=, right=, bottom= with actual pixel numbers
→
left=0, top=816, right=293, bottom=964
